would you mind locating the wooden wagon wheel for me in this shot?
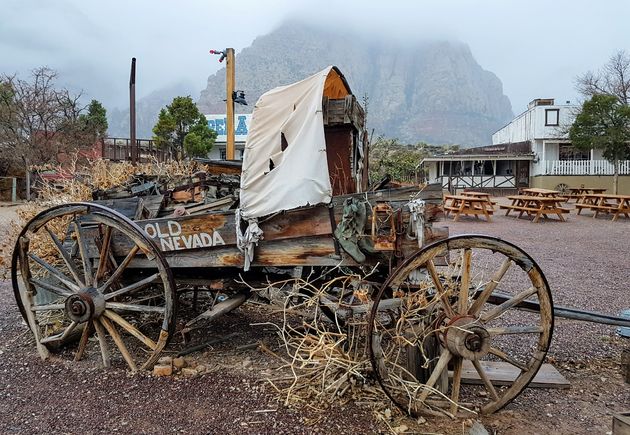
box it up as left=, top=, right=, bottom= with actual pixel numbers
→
left=367, top=235, right=553, bottom=417
left=11, top=202, right=176, bottom=371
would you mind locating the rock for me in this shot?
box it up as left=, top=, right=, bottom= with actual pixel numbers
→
left=468, top=421, right=489, bottom=435
left=393, top=424, right=408, bottom=433
left=153, top=364, right=173, bottom=377
left=157, top=356, right=172, bottom=366
left=242, top=358, right=252, bottom=369
left=181, top=367, right=197, bottom=377
left=173, top=357, right=187, bottom=370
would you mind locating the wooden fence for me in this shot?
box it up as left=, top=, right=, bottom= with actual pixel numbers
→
left=101, top=138, right=173, bottom=163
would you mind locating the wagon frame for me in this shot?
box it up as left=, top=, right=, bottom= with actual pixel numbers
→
left=10, top=67, right=629, bottom=418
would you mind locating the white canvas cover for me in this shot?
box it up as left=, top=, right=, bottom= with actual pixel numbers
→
left=239, top=66, right=351, bottom=219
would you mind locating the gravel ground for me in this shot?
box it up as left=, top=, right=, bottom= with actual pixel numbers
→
left=0, top=201, right=628, bottom=434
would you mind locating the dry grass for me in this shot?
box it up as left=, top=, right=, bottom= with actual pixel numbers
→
left=241, top=269, right=392, bottom=416
left=0, top=158, right=204, bottom=274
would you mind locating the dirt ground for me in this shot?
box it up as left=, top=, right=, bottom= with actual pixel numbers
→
left=0, top=200, right=628, bottom=434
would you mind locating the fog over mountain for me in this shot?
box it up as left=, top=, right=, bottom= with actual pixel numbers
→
left=198, top=22, right=513, bottom=146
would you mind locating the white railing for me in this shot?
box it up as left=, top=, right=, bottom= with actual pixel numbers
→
left=541, top=160, right=630, bottom=176
left=440, top=175, right=516, bottom=189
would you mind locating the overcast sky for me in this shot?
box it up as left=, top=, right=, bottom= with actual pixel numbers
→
left=1, top=0, right=628, bottom=114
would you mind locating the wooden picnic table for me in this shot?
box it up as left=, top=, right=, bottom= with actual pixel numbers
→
left=566, top=187, right=607, bottom=202
left=500, top=195, right=570, bottom=223
left=460, top=191, right=497, bottom=209
left=574, top=193, right=630, bottom=221
left=443, top=194, right=494, bottom=222
left=520, top=188, right=562, bottom=197
left=568, top=187, right=607, bottom=195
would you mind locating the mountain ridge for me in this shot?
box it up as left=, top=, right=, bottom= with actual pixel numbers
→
left=198, top=21, right=513, bottom=146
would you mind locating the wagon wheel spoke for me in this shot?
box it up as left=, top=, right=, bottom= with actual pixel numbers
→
left=425, top=260, right=455, bottom=318
left=368, top=235, right=553, bottom=417
left=29, top=278, right=73, bottom=297
left=105, top=302, right=166, bottom=313
left=95, top=225, right=113, bottom=287
left=104, top=273, right=161, bottom=300
left=44, top=225, right=85, bottom=288
left=488, top=347, right=529, bottom=371
left=487, top=326, right=544, bottom=335
left=40, top=321, right=78, bottom=344
left=103, top=310, right=157, bottom=350
left=27, top=253, right=80, bottom=292
left=468, top=258, right=512, bottom=316
left=99, top=316, right=138, bottom=372
left=472, top=359, right=499, bottom=401
left=72, top=221, right=94, bottom=287
left=418, top=346, right=452, bottom=402
left=481, top=286, right=538, bottom=322
left=74, top=320, right=93, bottom=361
left=99, top=245, right=140, bottom=293
left=93, top=318, right=111, bottom=368
left=457, top=248, right=472, bottom=314
left=31, top=303, right=65, bottom=311
left=450, top=356, right=463, bottom=415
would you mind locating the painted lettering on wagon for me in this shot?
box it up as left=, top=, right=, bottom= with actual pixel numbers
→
left=143, top=220, right=225, bottom=251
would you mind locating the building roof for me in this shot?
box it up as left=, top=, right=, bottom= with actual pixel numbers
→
left=420, top=141, right=534, bottom=164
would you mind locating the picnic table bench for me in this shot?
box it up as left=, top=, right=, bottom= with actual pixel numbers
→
left=520, top=188, right=567, bottom=200
left=443, top=194, right=494, bottom=222
left=566, top=187, right=607, bottom=202
left=575, top=194, right=630, bottom=221
left=461, top=191, right=497, bottom=209
left=500, top=195, right=570, bottom=223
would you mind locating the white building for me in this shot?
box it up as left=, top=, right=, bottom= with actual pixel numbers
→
left=420, top=98, right=630, bottom=193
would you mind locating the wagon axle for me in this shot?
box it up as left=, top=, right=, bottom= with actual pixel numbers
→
left=444, top=317, right=491, bottom=360
left=65, top=288, right=105, bottom=323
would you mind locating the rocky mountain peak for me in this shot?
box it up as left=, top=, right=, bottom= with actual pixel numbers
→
left=198, top=21, right=513, bottom=146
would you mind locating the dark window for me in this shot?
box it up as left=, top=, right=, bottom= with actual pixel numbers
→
left=220, top=148, right=227, bottom=160
left=559, top=143, right=589, bottom=161
left=545, top=109, right=559, bottom=126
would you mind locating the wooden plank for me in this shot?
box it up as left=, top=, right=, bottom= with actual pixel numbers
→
left=130, top=235, right=339, bottom=268
left=138, top=195, right=164, bottom=219
left=459, top=361, right=570, bottom=389
left=90, top=205, right=333, bottom=257
left=613, top=412, right=630, bottom=435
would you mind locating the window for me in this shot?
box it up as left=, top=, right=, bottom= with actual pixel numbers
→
left=219, top=148, right=227, bottom=160
left=545, top=109, right=559, bottom=126
left=559, top=143, right=589, bottom=161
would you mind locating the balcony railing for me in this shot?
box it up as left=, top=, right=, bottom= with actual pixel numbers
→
left=439, top=175, right=516, bottom=190
left=540, top=160, right=630, bottom=176
left=102, top=137, right=173, bottom=163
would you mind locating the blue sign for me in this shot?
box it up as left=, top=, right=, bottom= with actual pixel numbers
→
left=206, top=114, right=251, bottom=142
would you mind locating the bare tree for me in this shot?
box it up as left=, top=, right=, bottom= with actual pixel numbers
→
left=576, top=50, right=630, bottom=105
left=0, top=67, right=88, bottom=199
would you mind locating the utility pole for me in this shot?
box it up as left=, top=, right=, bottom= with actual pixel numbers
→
left=225, top=48, right=235, bottom=160
left=210, top=48, right=237, bottom=160
left=129, top=57, right=137, bottom=165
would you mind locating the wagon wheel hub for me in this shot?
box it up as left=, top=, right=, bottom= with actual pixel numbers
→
left=65, top=288, right=105, bottom=323
left=444, top=316, right=490, bottom=360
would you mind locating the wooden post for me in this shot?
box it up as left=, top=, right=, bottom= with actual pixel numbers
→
left=622, top=349, right=630, bottom=384
left=129, top=57, right=137, bottom=165
left=226, top=48, right=235, bottom=160
left=11, top=177, right=17, bottom=203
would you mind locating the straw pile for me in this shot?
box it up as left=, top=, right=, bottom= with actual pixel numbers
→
left=244, top=269, right=393, bottom=414
left=0, top=158, right=204, bottom=275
